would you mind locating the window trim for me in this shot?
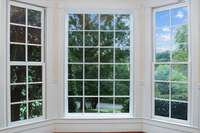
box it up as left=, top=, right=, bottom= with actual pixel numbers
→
left=64, top=10, right=135, bottom=118
left=7, top=1, right=46, bottom=126
left=152, top=2, right=191, bottom=124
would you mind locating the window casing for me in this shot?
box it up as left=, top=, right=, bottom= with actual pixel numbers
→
left=65, top=12, right=133, bottom=116
left=153, top=4, right=190, bottom=121
left=8, top=1, right=45, bottom=124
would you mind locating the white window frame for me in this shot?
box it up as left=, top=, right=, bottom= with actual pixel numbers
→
left=7, top=1, right=45, bottom=126
left=64, top=10, right=135, bottom=118
left=152, top=2, right=191, bottom=124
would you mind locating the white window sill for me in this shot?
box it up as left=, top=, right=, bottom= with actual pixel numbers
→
left=0, top=117, right=50, bottom=132
left=151, top=116, right=190, bottom=126
left=64, top=113, right=134, bottom=119
left=7, top=117, right=46, bottom=128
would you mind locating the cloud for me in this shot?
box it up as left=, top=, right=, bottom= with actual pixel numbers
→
left=162, top=27, right=170, bottom=32
left=176, top=11, right=184, bottom=18
left=160, top=34, right=171, bottom=42
left=156, top=45, right=170, bottom=53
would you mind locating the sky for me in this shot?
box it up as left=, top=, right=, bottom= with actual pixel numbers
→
left=155, top=7, right=188, bottom=53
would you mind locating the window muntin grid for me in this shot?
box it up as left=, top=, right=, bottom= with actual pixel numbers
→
left=8, top=2, right=45, bottom=123
left=66, top=13, right=132, bottom=114
left=153, top=5, right=189, bottom=121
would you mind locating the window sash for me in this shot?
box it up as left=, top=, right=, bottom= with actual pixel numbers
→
left=8, top=1, right=45, bottom=125
left=152, top=3, right=190, bottom=123
left=65, top=12, right=134, bottom=115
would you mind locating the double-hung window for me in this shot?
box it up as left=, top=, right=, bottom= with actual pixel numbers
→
left=8, top=2, right=45, bottom=123
left=66, top=13, right=133, bottom=115
left=153, top=4, right=189, bottom=120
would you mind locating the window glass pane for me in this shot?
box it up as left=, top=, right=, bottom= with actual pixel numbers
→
left=115, top=15, right=130, bottom=30
left=100, top=15, right=114, bottom=30
left=11, top=66, right=26, bottom=83
left=28, top=101, right=42, bottom=118
left=171, top=102, right=187, bottom=120
left=68, top=97, right=83, bottom=113
left=68, top=48, right=83, bottom=62
left=155, top=100, right=169, bottom=117
left=69, top=14, right=83, bottom=30
left=28, top=27, right=41, bottom=44
left=85, top=48, right=98, bottom=63
left=155, top=82, right=169, bottom=99
left=28, top=66, right=42, bottom=82
left=10, top=6, right=26, bottom=24
left=100, top=65, right=113, bottom=79
left=156, top=10, right=170, bottom=28
left=155, top=28, right=171, bottom=62
left=28, top=9, right=41, bottom=27
left=115, top=32, right=130, bottom=48
left=68, top=31, right=83, bottom=46
left=115, top=48, right=129, bottom=63
left=85, top=64, right=98, bottom=79
left=10, top=44, right=25, bottom=61
left=28, top=84, right=42, bottom=100
left=172, top=25, right=188, bottom=62
left=85, top=81, right=98, bottom=96
left=115, top=64, right=130, bottom=79
left=100, top=81, right=113, bottom=96
left=115, top=81, right=129, bottom=96
left=68, top=64, right=83, bottom=79
left=100, top=48, right=113, bottom=63
left=100, top=97, right=113, bottom=113
left=85, top=31, right=98, bottom=46
left=171, top=64, right=187, bottom=81
left=154, top=64, right=170, bottom=81
left=100, top=32, right=114, bottom=46
left=68, top=81, right=83, bottom=96
left=115, top=97, right=129, bottom=113
left=10, top=25, right=26, bottom=43
left=172, top=25, right=188, bottom=44
left=85, top=14, right=99, bottom=30
left=171, top=7, right=188, bottom=26
left=28, top=46, right=41, bottom=62
left=171, top=83, right=187, bottom=101
left=172, top=43, right=188, bottom=62
left=85, top=97, right=98, bottom=113
left=11, top=103, right=27, bottom=122
left=11, top=85, right=26, bottom=102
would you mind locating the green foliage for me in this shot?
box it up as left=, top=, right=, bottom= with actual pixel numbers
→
left=175, top=25, right=188, bottom=43
left=155, top=65, right=170, bottom=80
left=155, top=24, right=188, bottom=104
left=172, top=25, right=188, bottom=61
left=156, top=51, right=170, bottom=62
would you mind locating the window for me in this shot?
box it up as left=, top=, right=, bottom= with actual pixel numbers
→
left=153, top=5, right=189, bottom=120
left=8, top=2, right=45, bottom=123
left=66, top=13, right=133, bottom=114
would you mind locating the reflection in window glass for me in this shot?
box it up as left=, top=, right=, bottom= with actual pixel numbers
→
left=154, top=5, right=189, bottom=120
left=67, top=13, right=132, bottom=114
left=10, top=25, right=26, bottom=43
left=10, top=6, right=26, bottom=24
left=9, top=4, right=44, bottom=122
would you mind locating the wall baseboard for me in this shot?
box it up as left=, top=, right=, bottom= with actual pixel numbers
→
left=0, top=118, right=199, bottom=133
